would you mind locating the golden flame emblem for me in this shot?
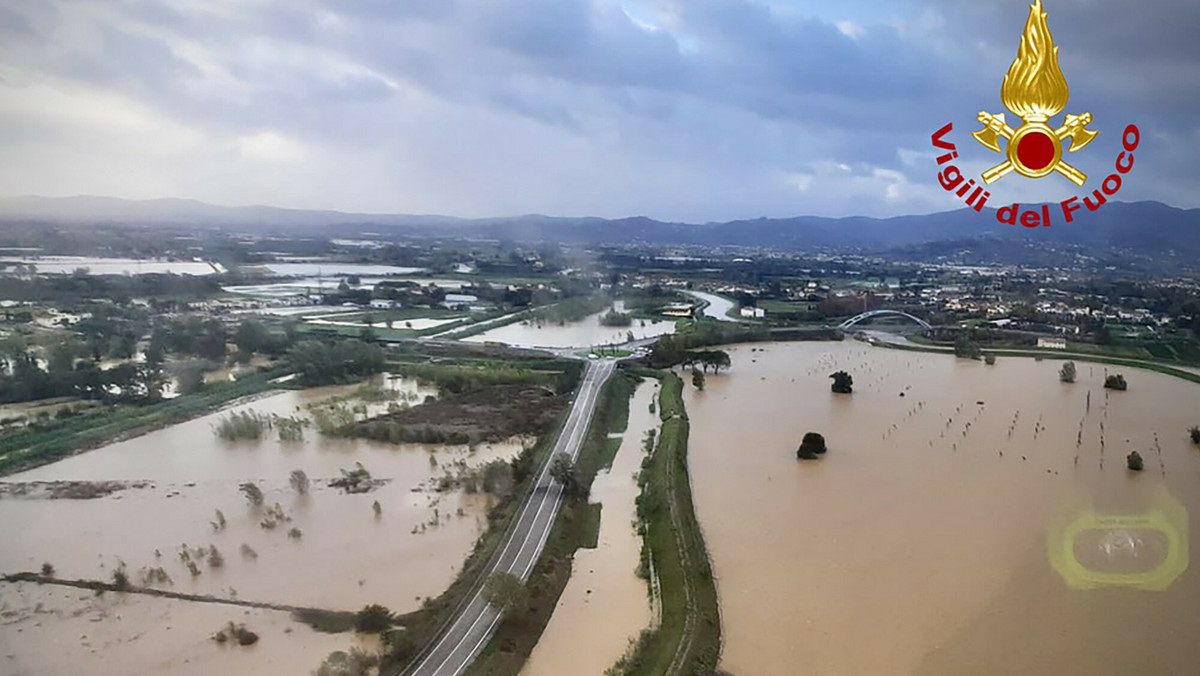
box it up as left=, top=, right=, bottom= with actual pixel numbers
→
left=973, top=0, right=1096, bottom=185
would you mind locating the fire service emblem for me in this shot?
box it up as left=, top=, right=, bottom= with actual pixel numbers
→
left=929, top=0, right=1139, bottom=227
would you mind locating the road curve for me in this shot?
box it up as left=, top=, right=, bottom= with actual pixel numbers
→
left=405, top=358, right=617, bottom=676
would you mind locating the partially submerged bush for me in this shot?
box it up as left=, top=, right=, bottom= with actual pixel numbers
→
left=213, top=622, right=259, bottom=646
left=1126, top=451, right=1144, bottom=471
left=829, top=371, right=853, bottom=394
left=1059, top=361, right=1076, bottom=383
left=1104, top=374, right=1128, bottom=391
left=797, top=432, right=827, bottom=460
left=355, top=604, right=393, bottom=633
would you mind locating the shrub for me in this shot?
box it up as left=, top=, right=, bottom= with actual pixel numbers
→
left=289, top=469, right=310, bottom=495
left=954, top=334, right=982, bottom=360
left=797, top=432, right=827, bottom=459
left=40, top=562, right=54, bottom=577
left=483, top=572, right=528, bottom=616
left=315, top=648, right=378, bottom=676
left=239, top=481, right=264, bottom=506
left=1104, top=374, right=1128, bottom=390
left=112, top=566, right=129, bottom=590
left=240, top=544, right=258, bottom=560
left=1059, top=361, right=1077, bottom=383
left=1190, top=425, right=1200, bottom=446
left=984, top=354, right=996, bottom=365
left=829, top=371, right=853, bottom=394
left=207, top=546, right=224, bottom=568
left=287, top=527, right=302, bottom=539
left=355, top=604, right=393, bottom=633
left=214, top=622, right=259, bottom=646
left=1126, top=451, right=1144, bottom=471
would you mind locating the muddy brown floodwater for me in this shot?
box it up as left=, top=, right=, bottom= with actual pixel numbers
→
left=683, top=342, right=1200, bottom=676
left=0, top=377, right=527, bottom=675
left=521, top=380, right=657, bottom=676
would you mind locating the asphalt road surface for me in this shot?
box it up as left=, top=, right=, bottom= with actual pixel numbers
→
left=406, top=358, right=617, bottom=676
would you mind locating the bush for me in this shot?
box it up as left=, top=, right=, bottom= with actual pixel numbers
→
left=829, top=371, right=853, bottom=394
left=315, top=648, right=378, bottom=676
left=1126, top=451, right=1144, bottom=471
left=1059, top=361, right=1077, bottom=383
left=214, top=622, right=259, bottom=646
left=954, top=334, right=982, bottom=360
left=239, top=481, right=264, bottom=506
left=1104, top=374, right=1128, bottom=390
left=797, top=432, right=827, bottom=459
left=1190, top=426, right=1200, bottom=446
left=355, top=604, right=393, bottom=633
left=112, top=566, right=129, bottom=590
left=40, top=562, right=54, bottom=577
left=483, top=572, right=528, bottom=615
left=984, top=354, right=996, bottom=365
left=289, top=469, right=310, bottom=494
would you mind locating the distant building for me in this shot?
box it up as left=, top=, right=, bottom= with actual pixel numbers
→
left=740, top=306, right=765, bottom=318
left=1037, top=337, right=1067, bottom=350
left=660, top=302, right=695, bottom=318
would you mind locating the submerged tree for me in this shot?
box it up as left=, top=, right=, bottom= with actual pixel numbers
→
left=1126, top=451, right=1144, bottom=471
left=1189, top=425, right=1200, bottom=446
left=797, top=432, right=827, bottom=460
left=829, top=371, right=853, bottom=394
left=691, top=367, right=706, bottom=391
left=1059, top=361, right=1077, bottom=383
left=1104, top=374, right=1128, bottom=391
left=289, top=469, right=310, bottom=495
left=239, top=481, right=264, bottom=506
left=354, top=604, right=393, bottom=633
left=984, top=353, right=997, bottom=365
left=954, top=334, right=982, bottom=360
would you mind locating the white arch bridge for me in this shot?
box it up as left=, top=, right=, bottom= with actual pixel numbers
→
left=837, top=309, right=932, bottom=331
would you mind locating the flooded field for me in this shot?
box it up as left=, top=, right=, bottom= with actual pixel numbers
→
left=683, top=342, right=1200, bottom=675
left=0, top=582, right=374, bottom=676
left=0, top=377, right=528, bottom=674
left=0, top=256, right=217, bottom=276
left=464, top=304, right=675, bottom=349
left=521, top=381, right=657, bottom=676
left=224, top=277, right=467, bottom=299
left=260, top=263, right=424, bottom=277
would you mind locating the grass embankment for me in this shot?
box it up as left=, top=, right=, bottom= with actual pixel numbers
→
left=611, top=372, right=720, bottom=676
left=878, top=339, right=1200, bottom=386
left=461, top=367, right=640, bottom=676
left=0, top=368, right=287, bottom=476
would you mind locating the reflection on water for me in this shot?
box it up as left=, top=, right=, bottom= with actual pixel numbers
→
left=682, top=341, right=1200, bottom=675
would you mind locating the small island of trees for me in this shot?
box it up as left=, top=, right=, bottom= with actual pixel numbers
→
left=796, top=432, right=827, bottom=460
left=829, top=371, right=852, bottom=394
left=1059, top=361, right=1076, bottom=383
left=1104, top=374, right=1128, bottom=391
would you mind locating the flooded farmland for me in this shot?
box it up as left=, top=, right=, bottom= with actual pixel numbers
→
left=683, top=341, right=1200, bottom=676
left=0, top=377, right=528, bottom=674
left=464, top=303, right=675, bottom=349
left=521, top=380, right=658, bottom=676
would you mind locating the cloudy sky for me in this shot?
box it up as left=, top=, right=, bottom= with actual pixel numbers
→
left=0, top=0, right=1196, bottom=221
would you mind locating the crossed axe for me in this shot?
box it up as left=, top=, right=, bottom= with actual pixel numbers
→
left=972, top=111, right=1097, bottom=186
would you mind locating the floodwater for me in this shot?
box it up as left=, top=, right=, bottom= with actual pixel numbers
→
left=682, top=290, right=738, bottom=322
left=521, top=381, right=657, bottom=676
left=0, top=582, right=375, bottom=676
left=224, top=277, right=466, bottom=299
left=464, top=302, right=675, bottom=349
left=1, top=377, right=527, bottom=674
left=683, top=341, right=1200, bottom=676
left=0, top=256, right=216, bottom=276
left=261, top=263, right=425, bottom=277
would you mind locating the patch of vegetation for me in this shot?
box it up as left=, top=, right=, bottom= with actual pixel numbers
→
left=600, top=308, right=633, bottom=327
left=1189, top=425, right=1200, bottom=446
left=315, top=648, right=379, bottom=676
left=579, top=503, right=602, bottom=549
left=239, top=481, right=264, bottom=506
left=984, top=353, right=997, bottom=365
left=355, top=604, right=394, bottom=633
left=1104, top=374, right=1128, bottom=390
left=213, top=622, right=259, bottom=647
left=1126, top=451, right=1144, bottom=471
left=1060, top=361, right=1077, bottom=383
left=829, top=370, right=853, bottom=394
left=954, top=334, right=983, bottom=360
left=330, top=463, right=375, bottom=494
left=797, top=432, right=827, bottom=459
left=214, top=410, right=270, bottom=440
left=615, top=372, right=720, bottom=675
left=288, top=339, right=385, bottom=387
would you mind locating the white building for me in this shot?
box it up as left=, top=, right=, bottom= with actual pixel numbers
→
left=1037, top=337, right=1067, bottom=350
left=740, top=306, right=765, bottom=318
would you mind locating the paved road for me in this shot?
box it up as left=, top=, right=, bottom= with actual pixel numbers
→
left=406, top=358, right=617, bottom=676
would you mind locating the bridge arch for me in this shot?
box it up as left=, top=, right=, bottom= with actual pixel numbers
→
left=837, top=309, right=932, bottom=331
